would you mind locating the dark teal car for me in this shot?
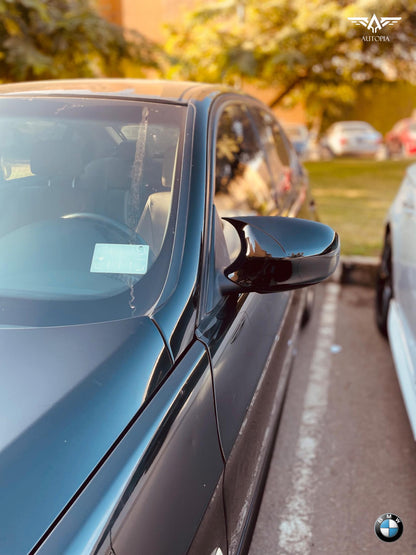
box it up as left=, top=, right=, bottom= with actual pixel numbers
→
left=0, top=79, right=339, bottom=555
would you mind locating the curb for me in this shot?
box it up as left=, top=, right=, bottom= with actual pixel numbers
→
left=332, top=256, right=380, bottom=288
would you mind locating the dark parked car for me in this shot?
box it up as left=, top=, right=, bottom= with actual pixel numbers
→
left=385, top=118, right=416, bottom=158
left=281, top=122, right=310, bottom=157
left=0, top=79, right=339, bottom=555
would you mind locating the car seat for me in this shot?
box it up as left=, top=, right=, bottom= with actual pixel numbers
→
left=135, top=145, right=177, bottom=256
left=0, top=140, right=85, bottom=236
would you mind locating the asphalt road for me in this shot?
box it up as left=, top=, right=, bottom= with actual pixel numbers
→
left=249, top=283, right=416, bottom=554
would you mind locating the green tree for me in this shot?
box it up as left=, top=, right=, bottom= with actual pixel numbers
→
left=0, top=0, right=158, bottom=82
left=164, top=0, right=416, bottom=128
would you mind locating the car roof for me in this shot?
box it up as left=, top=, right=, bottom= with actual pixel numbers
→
left=335, top=121, right=372, bottom=127
left=0, top=79, right=232, bottom=104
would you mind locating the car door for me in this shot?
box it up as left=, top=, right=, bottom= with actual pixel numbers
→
left=392, top=167, right=416, bottom=360
left=197, top=100, right=305, bottom=554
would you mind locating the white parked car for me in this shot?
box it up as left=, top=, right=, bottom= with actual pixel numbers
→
left=323, top=120, right=383, bottom=157
left=376, top=162, right=416, bottom=438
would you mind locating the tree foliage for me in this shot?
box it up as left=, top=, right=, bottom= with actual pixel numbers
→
left=0, top=0, right=158, bottom=82
left=164, top=0, right=416, bottom=126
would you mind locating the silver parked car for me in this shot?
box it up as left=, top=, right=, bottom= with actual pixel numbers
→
left=376, top=162, right=416, bottom=438
left=322, top=120, right=383, bottom=157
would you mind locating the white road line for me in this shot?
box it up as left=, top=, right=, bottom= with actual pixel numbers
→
left=278, top=282, right=341, bottom=554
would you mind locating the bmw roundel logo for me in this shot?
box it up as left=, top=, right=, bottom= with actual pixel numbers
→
left=374, top=513, right=403, bottom=542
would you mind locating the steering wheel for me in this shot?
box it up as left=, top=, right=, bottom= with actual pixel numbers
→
left=62, top=212, right=146, bottom=244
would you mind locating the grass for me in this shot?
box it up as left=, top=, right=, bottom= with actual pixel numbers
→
left=304, top=158, right=412, bottom=257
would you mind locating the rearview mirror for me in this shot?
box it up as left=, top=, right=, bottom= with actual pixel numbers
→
left=220, top=216, right=339, bottom=294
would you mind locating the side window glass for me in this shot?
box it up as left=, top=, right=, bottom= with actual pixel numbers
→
left=250, top=108, right=294, bottom=208
left=214, top=104, right=275, bottom=219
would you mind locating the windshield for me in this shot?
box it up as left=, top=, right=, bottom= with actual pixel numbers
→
left=0, top=97, right=186, bottom=326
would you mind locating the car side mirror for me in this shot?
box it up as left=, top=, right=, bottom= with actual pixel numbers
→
left=220, top=216, right=339, bottom=294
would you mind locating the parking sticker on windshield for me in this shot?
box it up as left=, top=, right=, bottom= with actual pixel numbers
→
left=90, top=244, right=149, bottom=275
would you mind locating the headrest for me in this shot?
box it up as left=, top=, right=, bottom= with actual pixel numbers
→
left=79, top=157, right=132, bottom=190
left=31, top=141, right=84, bottom=177
left=114, top=141, right=136, bottom=160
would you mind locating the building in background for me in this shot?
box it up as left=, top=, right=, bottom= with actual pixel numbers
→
left=97, top=0, right=196, bottom=42
left=95, top=0, right=306, bottom=124
left=97, top=0, right=122, bottom=26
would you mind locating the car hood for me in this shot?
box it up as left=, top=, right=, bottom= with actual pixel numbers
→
left=0, top=317, right=169, bottom=555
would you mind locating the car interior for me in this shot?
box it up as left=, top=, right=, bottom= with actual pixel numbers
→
left=0, top=102, right=184, bottom=310
left=0, top=122, right=179, bottom=261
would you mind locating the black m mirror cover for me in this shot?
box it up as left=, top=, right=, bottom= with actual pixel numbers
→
left=220, top=216, right=339, bottom=294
